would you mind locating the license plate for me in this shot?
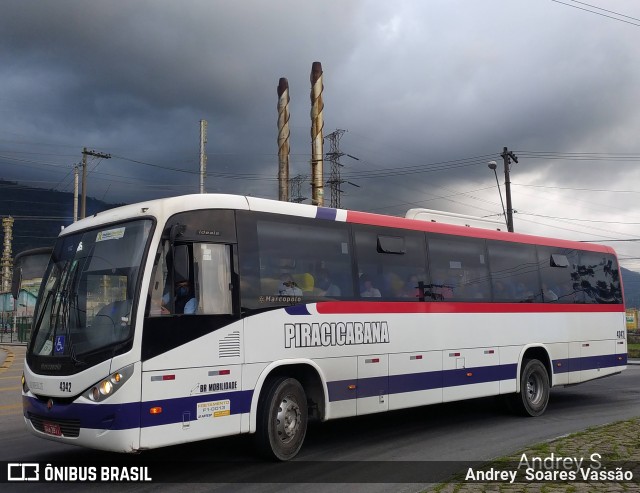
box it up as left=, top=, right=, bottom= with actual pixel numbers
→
left=43, top=422, right=62, bottom=437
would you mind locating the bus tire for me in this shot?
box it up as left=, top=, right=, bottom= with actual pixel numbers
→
left=256, top=376, right=308, bottom=461
left=511, top=359, right=550, bottom=417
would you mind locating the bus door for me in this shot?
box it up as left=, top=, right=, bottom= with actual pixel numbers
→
left=141, top=212, right=242, bottom=449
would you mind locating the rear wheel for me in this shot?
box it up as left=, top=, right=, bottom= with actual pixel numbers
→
left=256, top=377, right=308, bottom=461
left=510, top=358, right=550, bottom=417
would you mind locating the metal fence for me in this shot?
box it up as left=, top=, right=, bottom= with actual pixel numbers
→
left=0, top=316, right=32, bottom=344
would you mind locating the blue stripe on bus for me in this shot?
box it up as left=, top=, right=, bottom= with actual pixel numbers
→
left=285, top=305, right=311, bottom=315
left=552, top=353, right=627, bottom=374
left=24, top=354, right=627, bottom=430
left=23, top=395, right=142, bottom=431
left=442, top=363, right=518, bottom=388
left=316, top=207, right=338, bottom=221
left=328, top=364, right=518, bottom=401
left=139, top=390, right=253, bottom=427
left=23, top=389, right=253, bottom=431
left=326, top=355, right=625, bottom=402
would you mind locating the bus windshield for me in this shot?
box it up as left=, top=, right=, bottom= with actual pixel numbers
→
left=29, top=219, right=153, bottom=369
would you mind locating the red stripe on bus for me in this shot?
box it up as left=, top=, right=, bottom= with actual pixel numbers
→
left=314, top=301, right=624, bottom=315
left=345, top=210, right=616, bottom=254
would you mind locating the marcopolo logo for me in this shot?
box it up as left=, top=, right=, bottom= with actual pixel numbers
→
left=284, top=321, right=390, bottom=348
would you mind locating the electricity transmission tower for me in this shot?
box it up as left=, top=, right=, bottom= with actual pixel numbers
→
left=289, top=174, right=308, bottom=203
left=325, top=129, right=359, bottom=209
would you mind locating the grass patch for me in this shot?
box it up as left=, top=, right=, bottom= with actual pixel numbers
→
left=628, top=342, right=640, bottom=358
left=423, top=418, right=640, bottom=492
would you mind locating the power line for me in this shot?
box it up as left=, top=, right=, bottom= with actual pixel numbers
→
left=365, top=186, right=496, bottom=213
left=518, top=212, right=640, bottom=225
left=5, top=134, right=640, bottom=250
left=340, top=154, right=495, bottom=180
left=579, top=238, right=640, bottom=243
left=513, top=183, right=640, bottom=194
left=512, top=186, right=640, bottom=235
left=515, top=150, right=640, bottom=161
left=551, top=0, right=640, bottom=27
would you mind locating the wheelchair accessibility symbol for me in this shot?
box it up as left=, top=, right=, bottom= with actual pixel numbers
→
left=54, top=335, right=65, bottom=355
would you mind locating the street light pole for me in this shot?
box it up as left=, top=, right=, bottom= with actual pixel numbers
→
left=488, top=161, right=508, bottom=231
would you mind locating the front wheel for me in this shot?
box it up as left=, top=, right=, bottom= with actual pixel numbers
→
left=510, top=359, right=550, bottom=417
left=256, top=377, right=308, bottom=461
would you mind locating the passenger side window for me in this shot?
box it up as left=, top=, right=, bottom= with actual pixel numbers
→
left=148, top=241, right=232, bottom=315
left=354, top=226, right=427, bottom=300
left=537, top=247, right=580, bottom=303
left=193, top=244, right=232, bottom=314
left=237, top=212, right=354, bottom=309
left=428, top=235, right=490, bottom=301
left=576, top=252, right=622, bottom=304
left=488, top=241, right=540, bottom=302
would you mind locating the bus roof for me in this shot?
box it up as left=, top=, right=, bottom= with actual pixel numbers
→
left=59, top=193, right=616, bottom=256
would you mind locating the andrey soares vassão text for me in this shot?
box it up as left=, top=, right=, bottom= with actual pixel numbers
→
left=465, top=453, right=635, bottom=484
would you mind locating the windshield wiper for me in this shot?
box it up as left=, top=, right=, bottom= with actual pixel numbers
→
left=53, top=262, right=85, bottom=367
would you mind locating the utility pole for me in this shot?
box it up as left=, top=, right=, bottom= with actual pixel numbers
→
left=81, top=148, right=87, bottom=219
left=199, top=120, right=208, bottom=194
left=500, top=146, right=518, bottom=232
left=81, top=148, right=111, bottom=219
left=73, top=164, right=79, bottom=222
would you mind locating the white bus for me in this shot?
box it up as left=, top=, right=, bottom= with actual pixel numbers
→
left=22, top=194, right=626, bottom=460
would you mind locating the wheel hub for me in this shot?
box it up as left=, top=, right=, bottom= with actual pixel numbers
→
left=527, top=374, right=541, bottom=404
left=276, top=396, right=300, bottom=442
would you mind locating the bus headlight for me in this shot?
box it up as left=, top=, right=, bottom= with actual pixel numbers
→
left=100, top=380, right=113, bottom=395
left=84, top=365, right=134, bottom=402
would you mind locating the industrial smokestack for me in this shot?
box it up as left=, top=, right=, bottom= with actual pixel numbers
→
left=1, top=217, right=14, bottom=293
left=310, top=61, right=324, bottom=206
left=277, top=78, right=290, bottom=202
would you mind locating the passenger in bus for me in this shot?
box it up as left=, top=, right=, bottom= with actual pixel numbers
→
left=492, top=280, right=514, bottom=301
left=431, top=269, right=454, bottom=299
left=400, top=274, right=421, bottom=299
left=316, top=269, right=341, bottom=297
left=515, top=282, right=535, bottom=302
left=161, top=279, right=197, bottom=314
left=360, top=275, right=381, bottom=298
left=278, top=274, right=303, bottom=296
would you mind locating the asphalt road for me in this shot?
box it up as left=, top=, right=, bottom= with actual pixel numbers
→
left=1, top=345, right=639, bottom=493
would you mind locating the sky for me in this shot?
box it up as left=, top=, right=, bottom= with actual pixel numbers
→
left=3, top=0, right=640, bottom=269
